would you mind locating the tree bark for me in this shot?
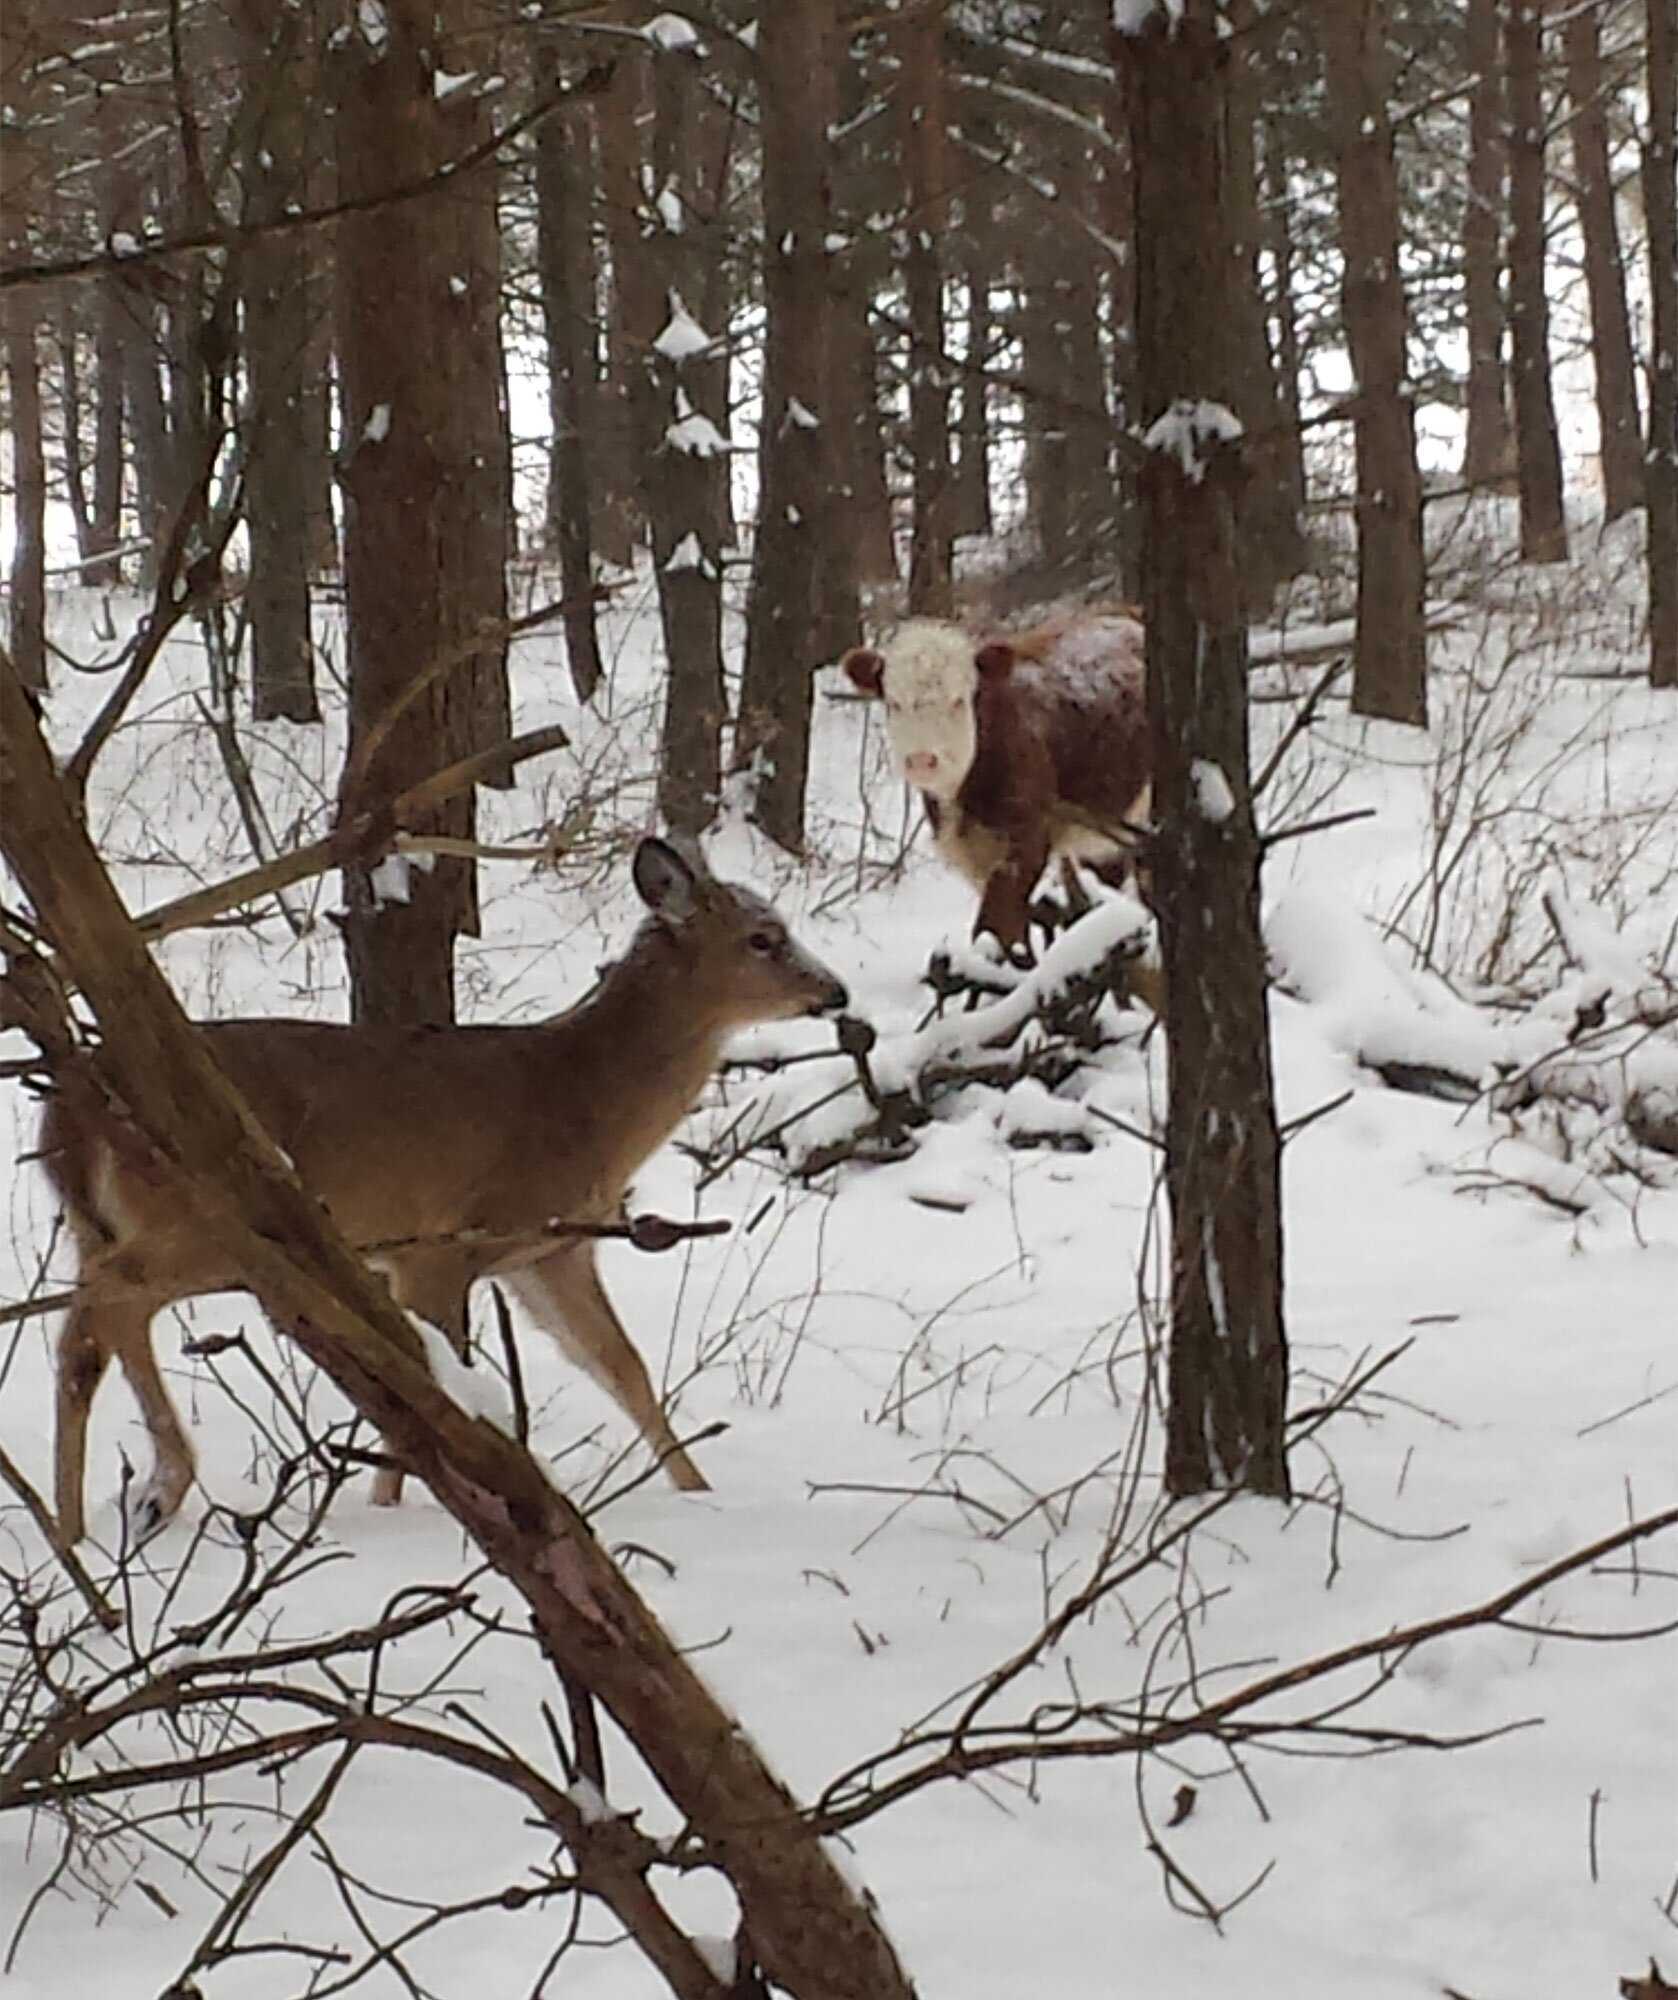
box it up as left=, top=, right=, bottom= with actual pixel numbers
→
left=234, top=0, right=319, bottom=723
left=1114, top=3, right=1291, bottom=1502
left=1505, top=0, right=1569, bottom=561
left=1646, top=0, right=1678, bottom=687
left=1321, top=0, right=1428, bottom=728
left=1563, top=2, right=1644, bottom=522
left=900, top=2, right=954, bottom=615
left=647, top=34, right=726, bottom=835
left=3, top=283, right=48, bottom=691
left=533, top=57, right=604, bottom=703
left=596, top=68, right=653, bottom=571
left=735, top=0, right=839, bottom=853
left=332, top=1, right=509, bottom=1025
left=0, top=649, right=922, bottom=2000
left=1463, top=0, right=1516, bottom=488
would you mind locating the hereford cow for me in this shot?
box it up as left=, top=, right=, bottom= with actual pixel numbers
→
left=842, top=612, right=1152, bottom=968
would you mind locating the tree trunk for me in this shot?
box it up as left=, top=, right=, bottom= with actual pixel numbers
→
left=1225, top=0, right=1304, bottom=611
left=56, top=305, right=97, bottom=568
left=1260, top=125, right=1309, bottom=545
left=1321, top=0, right=1428, bottom=728
left=735, top=0, right=839, bottom=853
left=2, top=285, right=48, bottom=691
left=90, top=278, right=127, bottom=584
left=900, top=2, right=954, bottom=615
left=1646, top=0, right=1678, bottom=687
left=332, top=1, right=508, bottom=1025
left=595, top=71, right=652, bottom=571
left=533, top=59, right=603, bottom=703
left=831, top=271, right=898, bottom=583
left=646, top=35, right=726, bottom=835
left=1564, top=3, right=1644, bottom=522
left=0, top=651, right=923, bottom=2000
left=1463, top=0, right=1516, bottom=488
left=235, top=0, right=319, bottom=723
left=954, top=252, right=994, bottom=541
left=1505, top=0, right=1569, bottom=561
left=1114, top=3, right=1291, bottom=1502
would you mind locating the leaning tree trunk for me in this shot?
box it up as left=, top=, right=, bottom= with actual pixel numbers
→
left=1114, top=2, right=1291, bottom=1502
left=0, top=649, right=923, bottom=2000
left=1646, top=0, right=1678, bottom=688
left=234, top=0, right=319, bottom=723
left=1463, top=0, right=1515, bottom=489
left=1505, top=0, right=1569, bottom=562
left=735, top=0, right=840, bottom=853
left=331, top=0, right=508, bottom=1026
left=1564, top=2, right=1644, bottom=523
left=1322, top=0, right=1428, bottom=728
left=899, top=0, right=954, bottom=615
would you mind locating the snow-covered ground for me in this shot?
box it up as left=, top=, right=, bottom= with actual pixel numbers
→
left=2, top=523, right=1675, bottom=1998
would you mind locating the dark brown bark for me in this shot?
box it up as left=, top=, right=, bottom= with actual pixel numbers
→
left=533, top=59, right=603, bottom=703
left=1463, top=0, right=1516, bottom=488
left=0, top=650, right=922, bottom=2000
left=1647, top=0, right=1678, bottom=687
left=1225, top=0, right=1304, bottom=610
left=332, top=1, right=508, bottom=1024
left=1115, top=3, right=1290, bottom=1502
left=2, top=284, right=47, bottom=690
left=1321, top=0, right=1428, bottom=728
left=1564, top=3, right=1644, bottom=521
left=900, top=2, right=954, bottom=615
left=596, top=69, right=654, bottom=571
left=1505, top=0, right=1569, bottom=561
left=735, top=0, right=839, bottom=853
left=89, top=280, right=127, bottom=582
left=234, top=0, right=319, bottom=723
left=1260, top=126, right=1309, bottom=541
left=954, top=247, right=994, bottom=541
left=56, top=304, right=97, bottom=566
left=830, top=271, right=898, bottom=582
left=647, top=35, right=726, bottom=835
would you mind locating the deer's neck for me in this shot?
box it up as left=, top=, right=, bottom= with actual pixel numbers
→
left=554, top=924, right=730, bottom=1174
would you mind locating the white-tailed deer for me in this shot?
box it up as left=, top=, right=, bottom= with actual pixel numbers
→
left=43, top=838, right=848, bottom=1543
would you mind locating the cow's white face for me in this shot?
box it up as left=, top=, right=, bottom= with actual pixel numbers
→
left=873, top=621, right=979, bottom=801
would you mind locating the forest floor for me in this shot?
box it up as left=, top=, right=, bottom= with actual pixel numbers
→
left=2, top=505, right=1676, bottom=1999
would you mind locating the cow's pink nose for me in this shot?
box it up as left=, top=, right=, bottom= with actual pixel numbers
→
left=904, top=752, right=939, bottom=782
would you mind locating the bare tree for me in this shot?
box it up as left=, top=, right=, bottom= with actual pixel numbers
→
left=1320, top=0, right=1428, bottom=728
left=900, top=1, right=955, bottom=614
left=1463, top=0, right=1516, bottom=487
left=1114, top=0, right=1291, bottom=1502
left=1563, top=0, right=1644, bottom=523
left=1647, top=0, right=1678, bottom=687
left=1505, top=0, right=1569, bottom=561
left=735, top=0, right=841, bottom=853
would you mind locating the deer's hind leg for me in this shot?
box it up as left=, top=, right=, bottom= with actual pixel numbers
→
left=510, top=1247, right=710, bottom=1493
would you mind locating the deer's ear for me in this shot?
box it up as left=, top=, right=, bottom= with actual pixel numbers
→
left=633, top=837, right=699, bottom=921
left=841, top=647, right=886, bottom=696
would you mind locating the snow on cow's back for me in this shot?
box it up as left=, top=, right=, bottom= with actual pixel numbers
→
left=1015, top=615, right=1146, bottom=712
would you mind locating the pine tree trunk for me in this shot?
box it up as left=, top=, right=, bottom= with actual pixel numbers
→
left=647, top=35, right=726, bottom=834
left=1225, top=0, right=1304, bottom=611
left=1646, top=0, right=1678, bottom=687
left=332, top=1, right=508, bottom=1025
left=1505, top=0, right=1569, bottom=561
left=830, top=271, right=898, bottom=583
left=954, top=250, right=994, bottom=541
left=1114, top=2, right=1290, bottom=1503
left=90, top=278, right=127, bottom=584
left=735, top=0, right=839, bottom=851
left=2, top=285, right=47, bottom=691
left=900, top=2, right=954, bottom=615
left=595, top=71, right=652, bottom=572
left=1322, top=0, right=1428, bottom=728
left=1564, top=4, right=1644, bottom=521
left=56, top=304, right=98, bottom=568
left=1463, top=0, right=1516, bottom=488
left=534, top=63, right=603, bottom=703
left=234, top=0, right=319, bottom=724
left=1260, top=129, right=1309, bottom=542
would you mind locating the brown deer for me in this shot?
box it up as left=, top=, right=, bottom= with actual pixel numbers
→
left=842, top=614, right=1158, bottom=997
left=43, top=838, right=848, bottom=1543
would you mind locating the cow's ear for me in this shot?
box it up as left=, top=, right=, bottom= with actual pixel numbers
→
left=842, top=647, right=886, bottom=695
left=974, top=640, right=1017, bottom=679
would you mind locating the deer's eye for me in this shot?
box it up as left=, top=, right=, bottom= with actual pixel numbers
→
left=748, top=929, right=781, bottom=955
